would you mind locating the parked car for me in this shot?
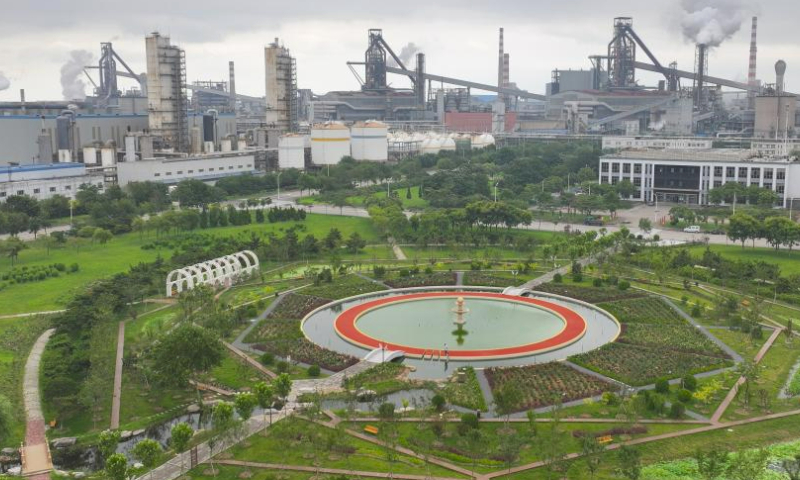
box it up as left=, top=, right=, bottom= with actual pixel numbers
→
left=583, top=216, right=604, bottom=226
left=683, top=225, right=701, bottom=233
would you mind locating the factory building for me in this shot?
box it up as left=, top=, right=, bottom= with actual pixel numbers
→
left=602, top=136, right=713, bottom=150
left=751, top=139, right=800, bottom=157
left=145, top=32, right=188, bottom=151
left=116, top=152, right=256, bottom=186
left=0, top=164, right=104, bottom=202
left=598, top=149, right=800, bottom=207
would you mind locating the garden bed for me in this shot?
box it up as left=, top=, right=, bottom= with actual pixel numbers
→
left=302, top=274, right=388, bottom=300
left=598, top=297, right=684, bottom=325
left=383, top=271, right=457, bottom=288
left=618, top=324, right=728, bottom=358
left=534, top=283, right=644, bottom=304
left=439, top=367, right=487, bottom=411
left=569, top=343, right=731, bottom=386
left=248, top=317, right=357, bottom=371
left=267, top=293, right=330, bottom=319
left=485, top=362, right=615, bottom=412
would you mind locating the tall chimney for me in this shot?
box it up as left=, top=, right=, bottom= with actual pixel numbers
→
left=498, top=28, right=504, bottom=90
left=503, top=53, right=510, bottom=89
left=19, top=88, right=25, bottom=113
left=228, top=61, right=237, bottom=114
left=747, top=16, right=758, bottom=109
left=694, top=44, right=708, bottom=111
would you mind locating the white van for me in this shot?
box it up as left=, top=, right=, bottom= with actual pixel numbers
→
left=683, top=225, right=701, bottom=233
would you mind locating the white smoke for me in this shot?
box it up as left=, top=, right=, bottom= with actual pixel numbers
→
left=680, top=0, right=747, bottom=47
left=387, top=43, right=421, bottom=68
left=0, top=72, right=10, bottom=91
left=60, top=50, right=93, bottom=100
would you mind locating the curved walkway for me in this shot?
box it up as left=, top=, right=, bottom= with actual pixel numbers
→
left=22, top=329, right=55, bottom=479
left=110, top=321, right=125, bottom=429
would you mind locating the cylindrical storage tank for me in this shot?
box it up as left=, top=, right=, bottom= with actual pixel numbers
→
left=237, top=140, right=247, bottom=151
left=422, top=137, right=442, bottom=155
left=82, top=147, right=98, bottom=165
left=278, top=134, right=306, bottom=170
left=101, top=148, right=116, bottom=167
left=440, top=137, right=456, bottom=152
left=202, top=113, right=216, bottom=142
left=311, top=122, right=350, bottom=165
left=191, top=127, right=203, bottom=154
left=204, top=141, right=215, bottom=153
left=351, top=121, right=388, bottom=162
left=483, top=134, right=496, bottom=147
left=220, top=139, right=232, bottom=153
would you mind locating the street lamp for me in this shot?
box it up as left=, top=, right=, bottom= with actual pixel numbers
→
left=494, top=181, right=500, bottom=203
left=276, top=171, right=283, bottom=199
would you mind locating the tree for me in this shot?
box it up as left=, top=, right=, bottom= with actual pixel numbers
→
left=763, top=216, right=800, bottom=251
left=234, top=392, right=257, bottom=423
left=170, top=422, right=194, bottom=454
left=324, top=227, right=343, bottom=250
left=577, top=166, right=596, bottom=184
left=173, top=179, right=223, bottom=209
left=638, top=218, right=652, bottom=233
left=98, top=429, right=122, bottom=466
left=0, top=395, right=13, bottom=445
left=105, top=453, right=130, bottom=480
left=493, top=383, right=522, bottom=425
left=345, top=232, right=367, bottom=253
left=616, top=179, right=636, bottom=199
left=148, top=323, right=224, bottom=386
left=253, top=381, right=274, bottom=427
left=727, top=213, right=761, bottom=249
left=726, top=448, right=769, bottom=480
left=694, top=447, right=729, bottom=480
left=132, top=438, right=162, bottom=470
left=93, top=228, right=113, bottom=246
left=618, top=445, right=642, bottom=480
left=0, top=237, right=27, bottom=266
left=582, top=435, right=604, bottom=479
left=273, top=373, right=292, bottom=402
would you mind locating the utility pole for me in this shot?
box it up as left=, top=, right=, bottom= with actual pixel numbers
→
left=276, top=171, right=283, bottom=199
left=494, top=181, right=500, bottom=203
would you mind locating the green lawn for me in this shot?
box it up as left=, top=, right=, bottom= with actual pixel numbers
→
left=707, top=328, right=769, bottom=361
left=0, top=214, right=380, bottom=315
left=301, top=185, right=430, bottom=210
left=686, top=244, right=800, bottom=275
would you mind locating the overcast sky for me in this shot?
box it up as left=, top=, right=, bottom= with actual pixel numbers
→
left=0, top=0, right=797, bottom=102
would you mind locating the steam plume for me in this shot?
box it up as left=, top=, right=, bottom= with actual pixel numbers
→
left=60, top=50, right=93, bottom=100
left=388, top=43, right=421, bottom=68
left=680, top=0, right=747, bottom=47
left=0, top=72, right=9, bottom=91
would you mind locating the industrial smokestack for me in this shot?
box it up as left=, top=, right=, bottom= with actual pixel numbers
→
left=776, top=60, right=787, bottom=94
left=747, top=16, right=758, bottom=108
left=694, top=43, right=708, bottom=110
left=415, top=52, right=426, bottom=108
left=498, top=28, right=504, bottom=90
left=503, top=53, right=510, bottom=89
left=229, top=61, right=237, bottom=113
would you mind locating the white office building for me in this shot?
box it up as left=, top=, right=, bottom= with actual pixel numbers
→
left=599, top=149, right=800, bottom=207
left=601, top=136, right=714, bottom=151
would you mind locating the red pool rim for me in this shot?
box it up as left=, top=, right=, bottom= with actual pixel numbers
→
left=333, top=291, right=587, bottom=360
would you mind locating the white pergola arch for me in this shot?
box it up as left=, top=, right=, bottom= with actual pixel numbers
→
left=165, top=250, right=260, bottom=297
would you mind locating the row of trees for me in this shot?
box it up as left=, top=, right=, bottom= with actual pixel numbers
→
left=728, top=213, right=800, bottom=250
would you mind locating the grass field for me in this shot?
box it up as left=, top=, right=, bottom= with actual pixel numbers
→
left=0, top=214, right=380, bottom=315
left=686, top=244, right=800, bottom=275
left=300, top=185, right=429, bottom=210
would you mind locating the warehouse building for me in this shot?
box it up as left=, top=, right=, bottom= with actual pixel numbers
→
left=0, top=164, right=104, bottom=202
left=116, top=152, right=257, bottom=186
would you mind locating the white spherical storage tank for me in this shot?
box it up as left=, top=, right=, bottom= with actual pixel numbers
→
left=311, top=122, right=351, bottom=165
left=440, top=137, right=456, bottom=152
left=278, top=134, right=306, bottom=170
left=351, top=121, right=388, bottom=162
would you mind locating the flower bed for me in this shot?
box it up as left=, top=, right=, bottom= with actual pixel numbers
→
left=569, top=343, right=731, bottom=386
left=598, top=297, right=684, bottom=325
left=302, top=274, right=387, bottom=300
left=384, top=271, right=457, bottom=288
left=268, top=293, right=330, bottom=319
left=485, top=362, right=615, bottom=412
left=462, top=272, right=520, bottom=287
left=248, top=316, right=358, bottom=371
left=619, top=324, right=728, bottom=358
left=534, top=283, right=644, bottom=304
left=439, top=367, right=487, bottom=411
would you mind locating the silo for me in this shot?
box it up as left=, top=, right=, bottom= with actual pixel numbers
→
left=351, top=121, right=388, bottom=162
left=82, top=146, right=98, bottom=165
left=101, top=145, right=116, bottom=167
left=279, top=134, right=306, bottom=169
left=311, top=122, right=350, bottom=165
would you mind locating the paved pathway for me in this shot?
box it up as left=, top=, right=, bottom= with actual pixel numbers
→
left=222, top=341, right=276, bottom=379
left=188, top=381, right=235, bottom=397
left=231, top=294, right=287, bottom=352
left=710, top=326, right=783, bottom=424
left=475, top=369, right=495, bottom=413
left=110, top=321, right=126, bottom=429
left=454, top=271, right=464, bottom=286
left=21, top=329, right=55, bottom=479
left=354, top=271, right=391, bottom=289
left=389, top=236, right=407, bottom=260
left=0, top=310, right=66, bottom=319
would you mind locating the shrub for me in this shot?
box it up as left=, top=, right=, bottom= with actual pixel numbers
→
left=307, top=365, right=321, bottom=377
left=372, top=266, right=386, bottom=278
left=691, top=305, right=702, bottom=318
left=669, top=402, right=686, bottom=419
left=424, top=266, right=433, bottom=274
left=676, top=389, right=693, bottom=403
left=607, top=275, right=619, bottom=285
left=618, top=280, right=630, bottom=291
left=682, top=374, right=697, bottom=391
left=399, top=269, right=410, bottom=278
left=593, top=278, right=604, bottom=288
left=655, top=378, right=670, bottom=394
left=572, top=272, right=583, bottom=283
left=275, top=360, right=289, bottom=374
left=69, top=263, right=80, bottom=273
left=431, top=394, right=446, bottom=412
left=259, top=353, right=275, bottom=365
left=645, top=392, right=666, bottom=414
left=602, top=392, right=620, bottom=406
left=553, top=273, right=563, bottom=283
left=681, top=295, right=689, bottom=305
left=459, top=413, right=479, bottom=431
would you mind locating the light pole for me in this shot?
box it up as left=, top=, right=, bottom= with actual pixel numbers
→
left=276, top=171, right=283, bottom=199
left=494, top=181, right=500, bottom=203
